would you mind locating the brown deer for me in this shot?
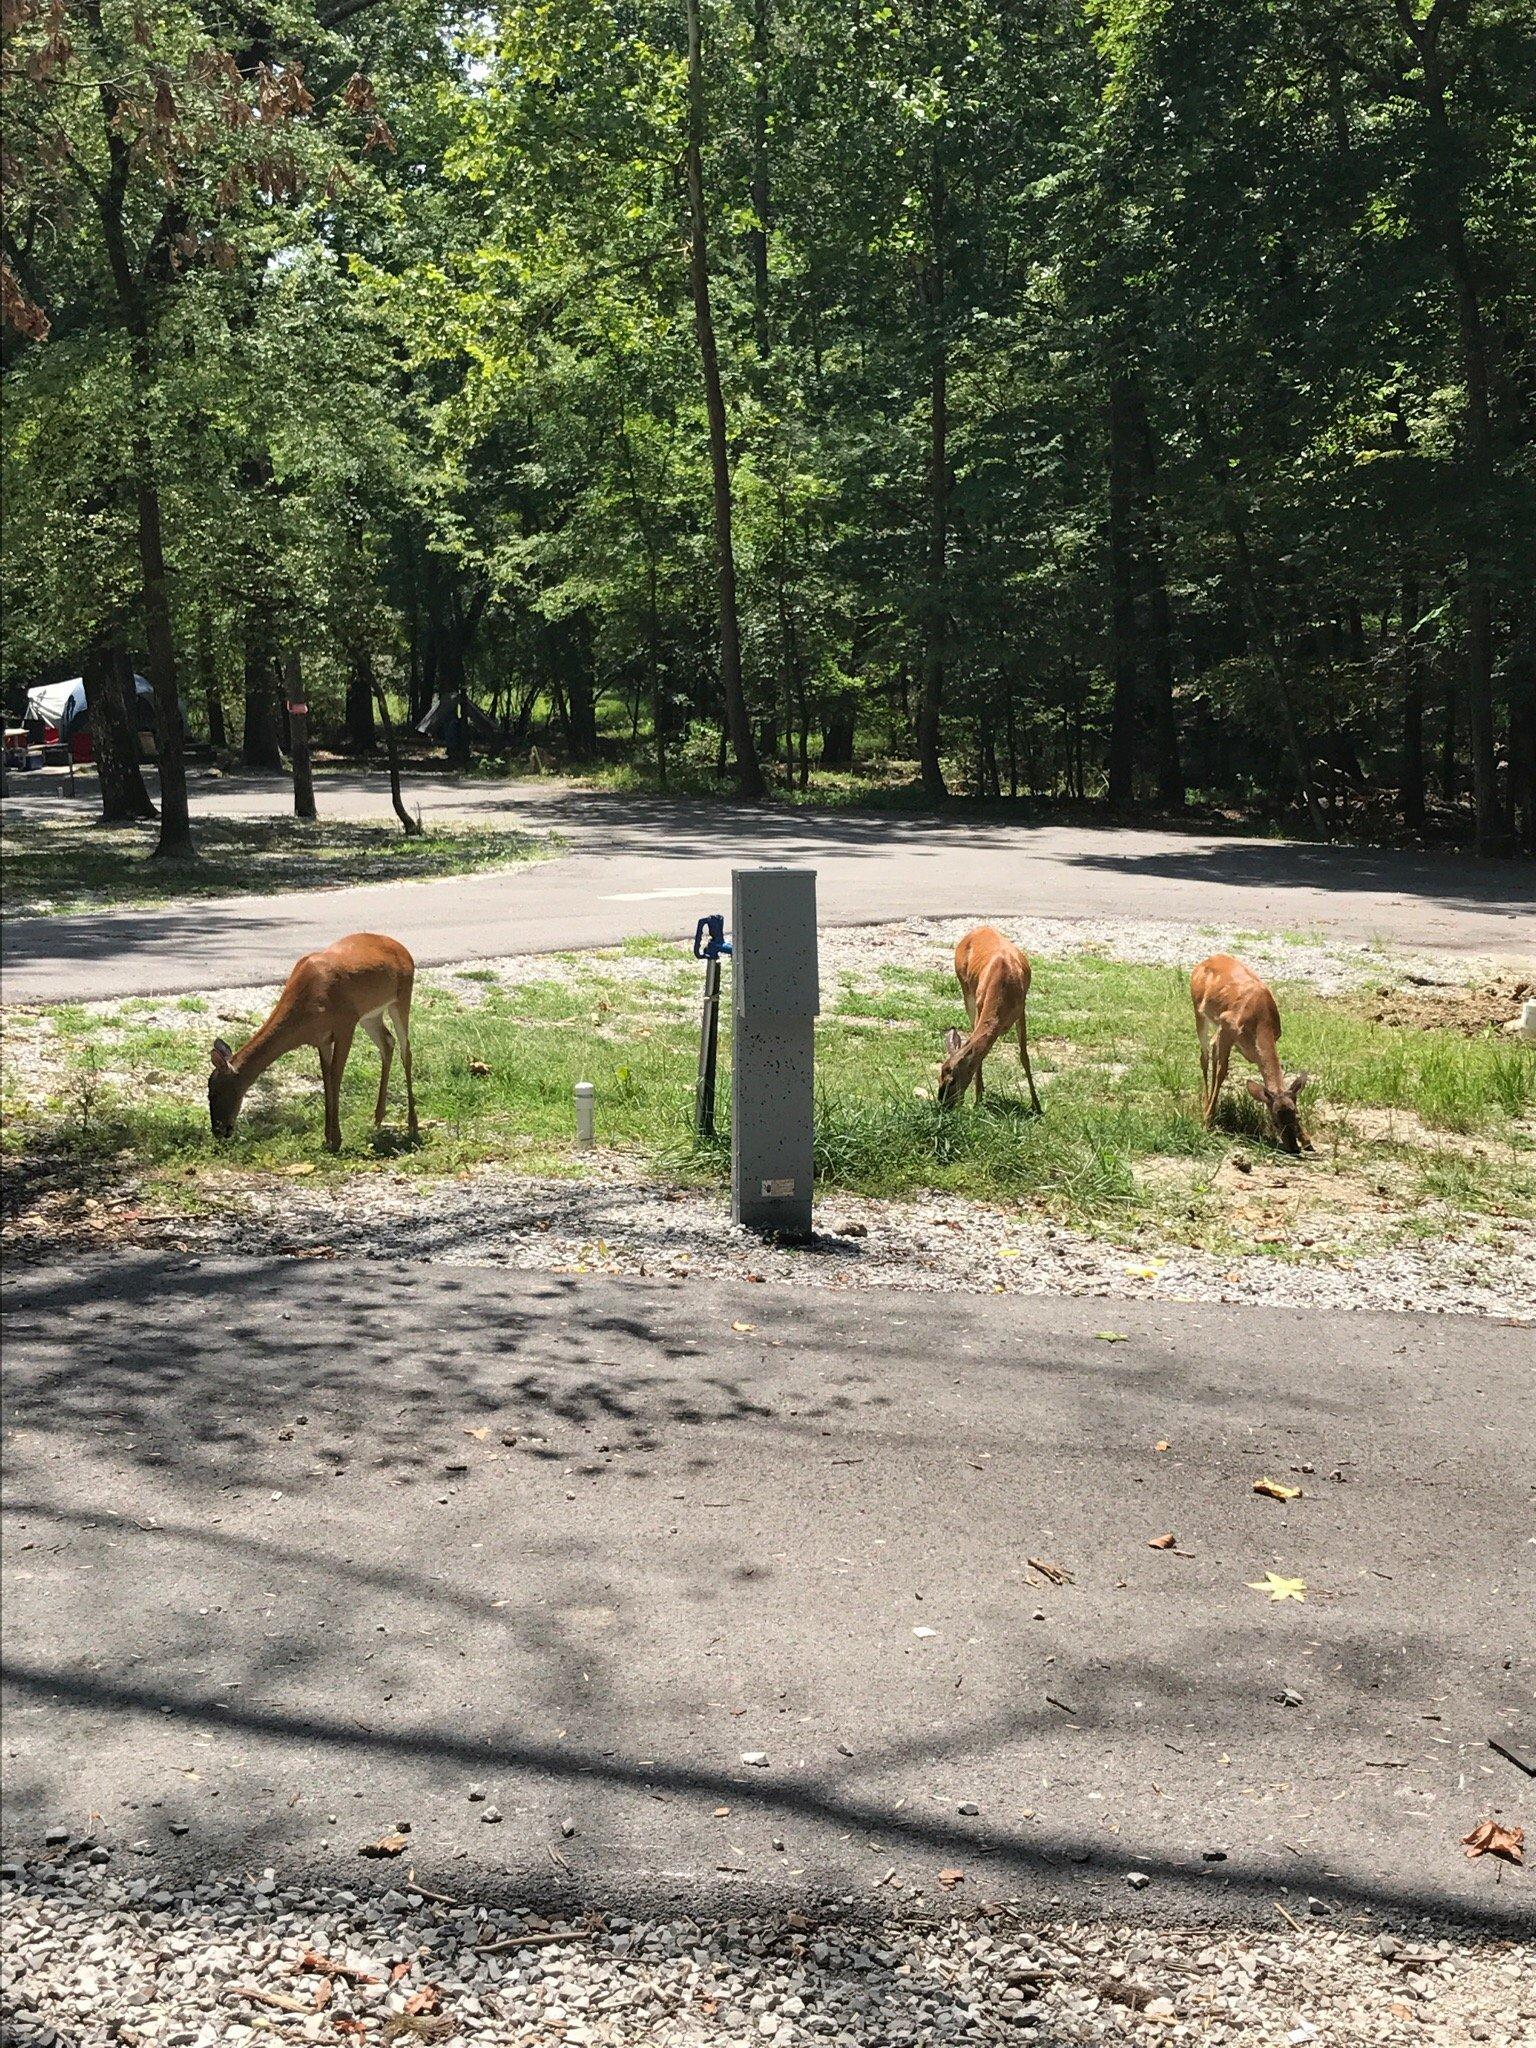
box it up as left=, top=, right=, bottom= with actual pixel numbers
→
left=938, top=926, right=1043, bottom=1113
left=208, top=933, right=418, bottom=1153
left=1190, top=953, right=1311, bottom=1153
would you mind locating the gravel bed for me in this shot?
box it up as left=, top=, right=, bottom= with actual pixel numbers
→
left=164, top=1159, right=1536, bottom=1320
left=2, top=1859, right=1530, bottom=2048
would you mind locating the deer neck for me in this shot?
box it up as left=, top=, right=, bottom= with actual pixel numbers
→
left=233, top=1004, right=308, bottom=1088
left=1251, top=1024, right=1286, bottom=1093
left=963, top=1015, right=1006, bottom=1067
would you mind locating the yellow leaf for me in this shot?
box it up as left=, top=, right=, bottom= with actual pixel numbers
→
left=1094, top=1331, right=1129, bottom=1343
left=283, top=1162, right=316, bottom=1176
left=731, top=1320, right=756, bottom=1333
left=1247, top=1572, right=1307, bottom=1603
left=1253, top=1476, right=1302, bottom=1501
left=464, top=1426, right=490, bottom=1441
left=999, top=1248, right=1021, bottom=1258
left=1126, top=1265, right=1160, bottom=1279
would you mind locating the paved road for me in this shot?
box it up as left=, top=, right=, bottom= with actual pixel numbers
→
left=4, top=771, right=1533, bottom=1002
left=4, top=1255, right=1531, bottom=1927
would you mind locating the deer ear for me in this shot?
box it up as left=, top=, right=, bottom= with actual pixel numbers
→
left=211, top=1038, right=233, bottom=1070
left=1246, top=1078, right=1268, bottom=1103
left=1288, top=1070, right=1312, bottom=1096
left=944, top=1027, right=963, bottom=1056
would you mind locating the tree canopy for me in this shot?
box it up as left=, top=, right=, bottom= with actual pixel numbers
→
left=4, top=0, right=1533, bottom=849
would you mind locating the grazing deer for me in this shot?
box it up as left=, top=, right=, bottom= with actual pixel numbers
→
left=1190, top=953, right=1311, bottom=1153
left=938, top=926, right=1043, bottom=1113
left=208, top=933, right=418, bottom=1153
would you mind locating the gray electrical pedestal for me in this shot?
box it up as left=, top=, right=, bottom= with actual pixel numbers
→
left=731, top=866, right=818, bottom=1239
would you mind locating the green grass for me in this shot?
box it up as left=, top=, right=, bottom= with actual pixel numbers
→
left=0, top=815, right=554, bottom=918
left=5, top=949, right=1532, bottom=1251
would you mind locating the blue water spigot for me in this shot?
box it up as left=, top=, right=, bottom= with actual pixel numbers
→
left=693, top=914, right=731, bottom=961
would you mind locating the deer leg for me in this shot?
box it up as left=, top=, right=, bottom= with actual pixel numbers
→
left=390, top=999, right=418, bottom=1137
left=1196, top=1016, right=1211, bottom=1116
left=324, top=1021, right=356, bottom=1152
left=317, top=1042, right=340, bottom=1153
left=1017, top=1009, right=1042, bottom=1115
left=361, top=1014, right=393, bottom=1126
left=1206, top=1030, right=1233, bottom=1128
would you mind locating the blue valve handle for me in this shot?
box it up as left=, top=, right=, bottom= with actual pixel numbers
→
left=693, top=914, right=732, bottom=961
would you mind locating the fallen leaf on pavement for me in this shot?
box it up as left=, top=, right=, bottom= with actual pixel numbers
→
left=1027, top=1557, right=1074, bottom=1585
left=1253, top=1477, right=1302, bottom=1501
left=730, top=1321, right=756, bottom=1334
left=1094, top=1331, right=1129, bottom=1343
left=1247, top=1572, right=1307, bottom=1603
left=1148, top=1533, right=1177, bottom=1550
left=913, top=1625, right=938, bottom=1637
left=463, top=1426, right=489, bottom=1441
left=1461, top=1818, right=1524, bottom=1864
left=358, top=1833, right=409, bottom=1858
left=937, top=1868, right=965, bottom=1888
left=1155, top=1440, right=1170, bottom=1453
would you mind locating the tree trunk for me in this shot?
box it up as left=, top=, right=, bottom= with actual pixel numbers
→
left=242, top=619, right=284, bottom=769
left=284, top=651, right=317, bottom=821
left=1508, top=623, right=1536, bottom=854
left=1401, top=578, right=1426, bottom=832
left=1125, top=376, right=1183, bottom=806
left=198, top=606, right=227, bottom=751
left=916, top=149, right=949, bottom=801
left=1105, top=372, right=1140, bottom=807
left=559, top=619, right=600, bottom=760
left=83, top=634, right=156, bottom=822
left=372, top=675, right=421, bottom=835
left=749, top=0, right=771, bottom=358
left=685, top=0, right=765, bottom=800
left=133, top=471, right=193, bottom=858
left=1410, top=10, right=1506, bottom=852
left=346, top=646, right=377, bottom=753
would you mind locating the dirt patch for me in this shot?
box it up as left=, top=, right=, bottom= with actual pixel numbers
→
left=1350, top=974, right=1532, bottom=1036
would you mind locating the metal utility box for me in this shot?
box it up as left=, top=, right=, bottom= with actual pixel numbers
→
left=731, top=867, right=819, bottom=1238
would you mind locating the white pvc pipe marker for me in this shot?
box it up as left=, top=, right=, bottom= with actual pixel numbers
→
left=574, top=1080, right=595, bottom=1148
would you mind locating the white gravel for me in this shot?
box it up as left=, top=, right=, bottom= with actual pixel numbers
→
left=162, top=1158, right=1536, bottom=1321
left=2, top=1858, right=1530, bottom=2048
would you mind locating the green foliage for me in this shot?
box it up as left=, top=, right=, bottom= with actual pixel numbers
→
left=2, top=0, right=1533, bottom=840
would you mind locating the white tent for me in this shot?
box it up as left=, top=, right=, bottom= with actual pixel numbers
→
left=25, top=674, right=153, bottom=737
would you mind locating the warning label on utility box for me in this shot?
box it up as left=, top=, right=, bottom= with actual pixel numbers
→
left=760, top=1178, right=796, bottom=1198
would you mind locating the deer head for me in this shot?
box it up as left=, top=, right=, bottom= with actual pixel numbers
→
left=1247, top=1070, right=1313, bottom=1154
left=937, top=1026, right=974, bottom=1109
left=207, top=1037, right=245, bottom=1138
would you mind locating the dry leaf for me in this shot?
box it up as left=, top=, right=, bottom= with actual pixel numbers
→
left=334, top=2023, right=368, bottom=2039
left=731, top=1320, right=756, bottom=1333
left=1094, top=1331, right=1129, bottom=1343
left=403, top=1984, right=443, bottom=2016
left=1027, top=1557, right=1074, bottom=1585
left=298, top=1950, right=378, bottom=1987
left=1155, top=1440, right=1170, bottom=1453
left=464, top=1426, right=489, bottom=1441
left=1148, top=1533, right=1177, bottom=1550
left=937, top=1867, right=965, bottom=1888
left=1460, top=1818, right=1524, bottom=1865
left=468, top=1060, right=491, bottom=1076
left=359, top=1832, right=409, bottom=1858
left=283, top=1162, right=316, bottom=1176
left=1246, top=1572, right=1306, bottom=1603
left=1253, top=1477, right=1302, bottom=1501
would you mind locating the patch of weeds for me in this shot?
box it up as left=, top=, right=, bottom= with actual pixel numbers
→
left=5, top=944, right=1532, bottom=1251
